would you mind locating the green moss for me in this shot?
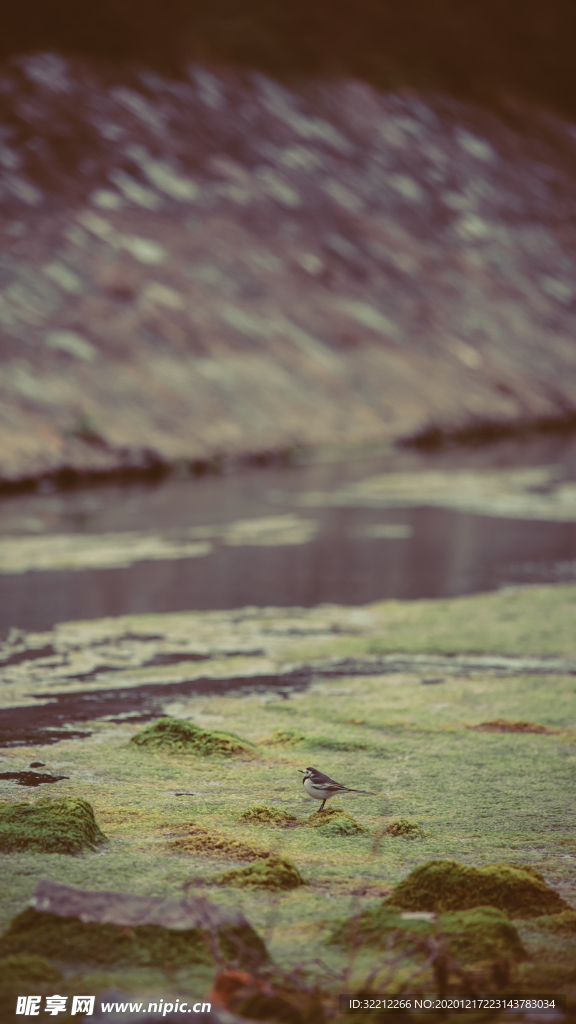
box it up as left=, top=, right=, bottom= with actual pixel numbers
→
left=260, top=728, right=369, bottom=752
left=304, top=807, right=367, bottom=836
left=261, top=729, right=307, bottom=747
left=0, top=798, right=107, bottom=854
left=237, top=805, right=300, bottom=827
left=385, top=860, right=569, bottom=917
left=131, top=717, right=257, bottom=757
left=0, top=908, right=265, bottom=968
left=167, top=822, right=269, bottom=860
left=217, top=925, right=269, bottom=966
left=439, top=906, right=526, bottom=962
left=0, top=908, right=211, bottom=967
left=382, top=820, right=423, bottom=838
left=530, top=910, right=576, bottom=934
left=0, top=953, right=65, bottom=1017
left=328, top=905, right=418, bottom=947
left=0, top=953, right=63, bottom=991
left=329, top=904, right=525, bottom=964
left=215, top=855, right=304, bottom=890
left=311, top=736, right=371, bottom=752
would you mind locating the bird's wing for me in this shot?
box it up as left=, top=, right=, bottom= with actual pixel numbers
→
left=312, top=779, right=352, bottom=792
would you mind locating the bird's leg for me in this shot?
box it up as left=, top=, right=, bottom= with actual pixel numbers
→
left=318, top=799, right=326, bottom=812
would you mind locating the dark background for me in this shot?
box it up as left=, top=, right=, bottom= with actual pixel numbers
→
left=3, top=1, right=576, bottom=118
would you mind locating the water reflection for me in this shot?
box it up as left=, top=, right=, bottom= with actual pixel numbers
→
left=1, top=433, right=576, bottom=633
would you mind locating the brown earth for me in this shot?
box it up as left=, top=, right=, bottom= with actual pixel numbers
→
left=2, top=53, right=576, bottom=487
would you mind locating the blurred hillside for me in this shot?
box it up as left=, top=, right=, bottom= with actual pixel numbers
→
left=1, top=54, right=576, bottom=487
left=4, top=1, right=576, bottom=118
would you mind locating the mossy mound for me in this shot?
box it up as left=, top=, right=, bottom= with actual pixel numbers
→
left=215, top=855, right=304, bottom=890
left=329, top=905, right=430, bottom=947
left=440, top=907, right=526, bottom=963
left=0, top=954, right=65, bottom=1018
left=305, top=807, right=367, bottom=836
left=0, top=908, right=211, bottom=967
left=131, top=717, right=257, bottom=757
left=0, top=954, right=63, bottom=1002
left=385, top=860, right=569, bottom=917
left=238, top=805, right=300, bottom=828
left=0, top=908, right=265, bottom=968
left=261, top=729, right=369, bottom=753
left=382, top=819, right=423, bottom=838
left=0, top=798, right=107, bottom=854
left=167, top=823, right=269, bottom=860
left=261, top=729, right=307, bottom=747
left=530, top=910, right=576, bottom=934
left=329, top=904, right=525, bottom=963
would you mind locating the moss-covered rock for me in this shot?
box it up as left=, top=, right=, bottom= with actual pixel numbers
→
left=0, top=879, right=269, bottom=971
left=0, top=909, right=267, bottom=969
left=305, top=807, right=367, bottom=836
left=131, top=717, right=257, bottom=757
left=0, top=954, right=65, bottom=1018
left=0, top=908, right=212, bottom=967
left=440, top=906, right=526, bottom=962
left=0, top=953, right=63, bottom=995
left=0, top=798, right=107, bottom=854
left=215, top=855, right=304, bottom=890
left=382, top=820, right=422, bottom=838
left=328, top=904, right=426, bottom=947
left=385, top=860, right=569, bottom=917
left=329, top=903, right=525, bottom=964
left=238, top=805, right=300, bottom=828
left=529, top=910, right=576, bottom=934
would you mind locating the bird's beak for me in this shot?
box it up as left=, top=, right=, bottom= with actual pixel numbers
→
left=297, top=769, right=305, bottom=774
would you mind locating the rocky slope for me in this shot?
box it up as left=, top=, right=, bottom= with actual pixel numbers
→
left=2, top=53, right=576, bottom=485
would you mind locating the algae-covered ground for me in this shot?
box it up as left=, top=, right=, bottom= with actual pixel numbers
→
left=0, top=584, right=575, bottom=1018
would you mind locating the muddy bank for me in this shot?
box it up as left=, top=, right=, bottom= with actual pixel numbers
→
left=2, top=56, right=576, bottom=486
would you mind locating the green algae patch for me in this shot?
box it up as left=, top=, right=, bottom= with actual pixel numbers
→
left=382, top=819, right=423, bottom=838
left=131, top=717, right=257, bottom=757
left=238, top=805, right=300, bottom=828
left=385, top=860, right=569, bottom=917
left=0, top=798, right=107, bottom=854
left=0, top=908, right=213, bottom=968
left=215, top=855, right=304, bottom=890
left=166, top=822, right=270, bottom=860
left=304, top=807, right=367, bottom=836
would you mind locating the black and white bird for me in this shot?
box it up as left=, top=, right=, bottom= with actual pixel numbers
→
left=298, top=766, right=376, bottom=812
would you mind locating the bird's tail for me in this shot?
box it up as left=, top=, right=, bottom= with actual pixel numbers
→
left=348, top=788, right=376, bottom=795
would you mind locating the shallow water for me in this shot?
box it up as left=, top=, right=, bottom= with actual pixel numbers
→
left=1, top=433, right=576, bottom=634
